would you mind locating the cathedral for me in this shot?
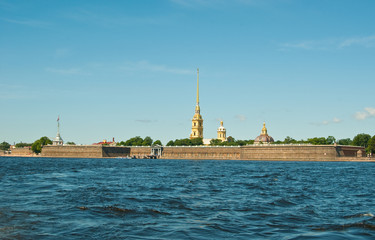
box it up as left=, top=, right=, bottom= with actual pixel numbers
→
left=190, top=68, right=203, bottom=139
left=254, top=122, right=274, bottom=144
left=189, top=69, right=273, bottom=145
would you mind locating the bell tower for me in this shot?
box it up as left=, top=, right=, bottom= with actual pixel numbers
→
left=190, top=68, right=203, bottom=139
left=217, top=121, right=226, bottom=142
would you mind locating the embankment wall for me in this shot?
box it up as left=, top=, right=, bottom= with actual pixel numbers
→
left=42, top=145, right=130, bottom=158
left=39, top=144, right=366, bottom=161
left=161, top=146, right=241, bottom=160
left=241, top=145, right=337, bottom=161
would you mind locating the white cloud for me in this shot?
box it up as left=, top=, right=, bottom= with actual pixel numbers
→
left=135, top=119, right=157, bottom=123
left=0, top=84, right=39, bottom=100
left=235, top=114, right=246, bottom=121
left=120, top=61, right=191, bottom=75
left=332, top=117, right=342, bottom=123
left=339, top=35, right=375, bottom=48
left=45, top=67, right=89, bottom=75
left=355, top=107, right=375, bottom=120
left=310, top=117, right=342, bottom=126
left=2, top=18, right=51, bottom=28
left=280, top=35, right=375, bottom=51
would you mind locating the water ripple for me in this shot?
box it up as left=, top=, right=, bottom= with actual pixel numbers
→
left=1, top=157, right=375, bottom=239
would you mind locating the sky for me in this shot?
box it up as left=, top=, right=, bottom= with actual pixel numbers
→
left=0, top=0, right=374, bottom=145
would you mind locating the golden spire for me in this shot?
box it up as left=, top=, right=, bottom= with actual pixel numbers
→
left=261, top=122, right=268, bottom=135
left=197, top=68, right=199, bottom=105
left=220, top=120, right=223, bottom=127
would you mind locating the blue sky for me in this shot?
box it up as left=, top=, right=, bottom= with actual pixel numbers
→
left=1, top=0, right=374, bottom=145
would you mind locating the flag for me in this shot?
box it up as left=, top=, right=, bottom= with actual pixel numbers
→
left=57, top=116, right=60, bottom=121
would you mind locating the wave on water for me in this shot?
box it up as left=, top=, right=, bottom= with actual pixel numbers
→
left=1, top=158, right=375, bottom=239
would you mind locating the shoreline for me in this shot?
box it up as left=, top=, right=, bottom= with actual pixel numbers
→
left=1, top=155, right=375, bottom=162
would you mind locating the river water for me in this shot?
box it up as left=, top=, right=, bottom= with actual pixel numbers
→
left=1, top=157, right=375, bottom=239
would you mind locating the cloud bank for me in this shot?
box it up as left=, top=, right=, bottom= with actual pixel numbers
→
left=355, top=107, right=375, bottom=120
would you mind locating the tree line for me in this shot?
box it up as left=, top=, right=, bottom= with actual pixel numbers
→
left=117, top=136, right=162, bottom=146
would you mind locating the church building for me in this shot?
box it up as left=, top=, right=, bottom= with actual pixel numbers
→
left=254, top=122, right=274, bottom=144
left=190, top=68, right=203, bottom=139
left=217, top=121, right=227, bottom=142
left=53, top=116, right=64, bottom=146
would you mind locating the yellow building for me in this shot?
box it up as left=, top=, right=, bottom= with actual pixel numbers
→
left=217, top=121, right=227, bottom=142
left=190, top=68, right=203, bottom=139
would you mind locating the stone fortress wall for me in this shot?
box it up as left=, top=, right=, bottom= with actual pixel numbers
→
left=38, top=144, right=367, bottom=161
left=42, top=145, right=130, bottom=158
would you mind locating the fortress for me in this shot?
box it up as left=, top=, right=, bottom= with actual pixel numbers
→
left=41, top=144, right=366, bottom=161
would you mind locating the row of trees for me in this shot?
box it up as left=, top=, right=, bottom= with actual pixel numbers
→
left=117, top=136, right=162, bottom=146
left=166, top=138, right=204, bottom=146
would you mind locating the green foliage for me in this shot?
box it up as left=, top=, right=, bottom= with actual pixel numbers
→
left=125, top=136, right=144, bottom=146
left=66, top=142, right=76, bottom=145
left=338, top=138, right=352, bottom=145
left=352, top=133, right=371, bottom=147
left=117, top=141, right=126, bottom=146
left=307, top=137, right=329, bottom=145
left=191, top=138, right=203, bottom=146
left=208, top=138, right=253, bottom=146
left=166, top=138, right=203, bottom=146
left=142, top=136, right=153, bottom=146
left=272, top=136, right=336, bottom=145
left=153, top=140, right=162, bottom=146
left=366, top=135, right=375, bottom=154
left=116, top=136, right=154, bottom=146
left=174, top=138, right=192, bottom=146
left=283, top=136, right=297, bottom=144
left=326, top=136, right=336, bottom=145
left=31, top=136, right=52, bottom=154
left=166, top=140, right=174, bottom=146
left=15, top=142, right=32, bottom=148
left=227, top=136, right=234, bottom=143
left=0, top=141, right=10, bottom=151
left=210, top=139, right=222, bottom=145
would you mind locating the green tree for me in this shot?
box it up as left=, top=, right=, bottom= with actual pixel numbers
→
left=227, top=136, right=235, bottom=143
left=166, top=140, right=174, bottom=146
left=338, top=138, right=352, bottom=145
left=366, top=135, right=375, bottom=154
left=66, top=142, right=76, bottom=145
left=284, top=136, right=297, bottom=144
left=191, top=138, right=203, bottom=146
left=15, top=142, right=32, bottom=148
left=210, top=139, right=222, bottom=146
left=352, top=133, right=371, bottom=147
left=125, top=136, right=144, bottom=146
left=307, top=137, right=327, bottom=145
left=0, top=141, right=10, bottom=151
left=153, top=140, right=162, bottom=146
left=326, top=136, right=336, bottom=145
left=142, top=136, right=153, bottom=146
left=235, top=140, right=248, bottom=146
left=31, top=136, right=52, bottom=154
left=174, top=138, right=192, bottom=146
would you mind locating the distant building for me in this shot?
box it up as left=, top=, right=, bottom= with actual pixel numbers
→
left=190, top=68, right=203, bottom=139
left=254, top=122, right=274, bottom=144
left=53, top=116, right=63, bottom=146
left=217, top=121, right=227, bottom=142
left=93, top=138, right=116, bottom=146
